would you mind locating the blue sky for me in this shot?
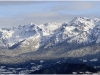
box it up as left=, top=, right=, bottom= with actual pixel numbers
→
left=0, top=1, right=100, bottom=28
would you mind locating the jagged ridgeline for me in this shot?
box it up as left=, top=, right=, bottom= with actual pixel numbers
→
left=0, top=17, right=100, bottom=64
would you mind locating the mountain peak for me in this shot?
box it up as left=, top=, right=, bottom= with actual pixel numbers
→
left=69, top=17, right=94, bottom=27
left=30, top=22, right=34, bottom=25
left=72, top=17, right=91, bottom=22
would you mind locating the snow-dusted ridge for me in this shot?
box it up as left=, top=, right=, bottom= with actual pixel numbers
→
left=0, top=17, right=100, bottom=58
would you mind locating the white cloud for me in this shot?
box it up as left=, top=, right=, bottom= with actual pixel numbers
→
left=52, top=1, right=98, bottom=11
left=70, top=2, right=95, bottom=10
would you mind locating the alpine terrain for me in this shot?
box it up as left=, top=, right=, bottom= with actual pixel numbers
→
left=0, top=17, right=100, bottom=74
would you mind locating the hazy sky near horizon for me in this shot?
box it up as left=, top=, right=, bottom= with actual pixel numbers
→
left=0, top=1, right=100, bottom=28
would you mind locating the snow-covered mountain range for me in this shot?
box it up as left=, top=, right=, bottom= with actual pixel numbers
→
left=0, top=17, right=100, bottom=57
left=0, top=17, right=100, bottom=50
